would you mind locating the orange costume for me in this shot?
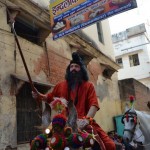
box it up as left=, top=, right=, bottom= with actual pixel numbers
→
left=47, top=80, right=115, bottom=150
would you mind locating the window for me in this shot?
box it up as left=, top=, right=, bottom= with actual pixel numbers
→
left=129, top=54, right=140, bottom=67
left=14, top=19, right=39, bottom=44
left=16, top=83, right=42, bottom=143
left=116, top=58, right=123, bottom=68
left=7, top=6, right=51, bottom=46
left=96, top=22, right=104, bottom=44
left=101, top=63, right=117, bottom=80
left=16, top=82, right=50, bottom=143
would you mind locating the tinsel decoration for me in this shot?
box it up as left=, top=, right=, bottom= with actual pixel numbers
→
left=30, top=134, right=47, bottom=150
left=64, top=127, right=72, bottom=137
left=52, top=114, right=67, bottom=133
left=67, top=133, right=84, bottom=149
left=50, top=98, right=67, bottom=114
left=81, top=132, right=95, bottom=148
left=49, top=134, right=66, bottom=150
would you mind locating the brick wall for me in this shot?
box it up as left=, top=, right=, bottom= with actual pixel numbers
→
left=46, top=52, right=103, bottom=86
left=88, top=60, right=102, bottom=84
left=119, top=78, right=150, bottom=111
left=134, top=79, right=150, bottom=111
left=48, top=51, right=69, bottom=85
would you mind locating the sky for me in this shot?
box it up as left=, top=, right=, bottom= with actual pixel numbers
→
left=108, top=0, right=150, bottom=34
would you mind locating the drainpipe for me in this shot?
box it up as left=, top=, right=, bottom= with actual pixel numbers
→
left=44, top=41, right=50, bottom=77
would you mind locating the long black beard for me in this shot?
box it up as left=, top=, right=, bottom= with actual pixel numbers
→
left=67, top=71, right=83, bottom=89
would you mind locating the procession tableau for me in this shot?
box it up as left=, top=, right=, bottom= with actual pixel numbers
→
left=30, top=98, right=97, bottom=150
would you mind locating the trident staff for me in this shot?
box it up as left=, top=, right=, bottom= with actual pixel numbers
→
left=6, top=7, right=41, bottom=116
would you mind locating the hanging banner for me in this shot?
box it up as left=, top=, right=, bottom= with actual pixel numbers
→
left=50, top=0, right=137, bottom=40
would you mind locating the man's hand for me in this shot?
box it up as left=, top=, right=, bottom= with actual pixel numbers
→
left=32, top=88, right=47, bottom=102
left=77, top=119, right=89, bottom=130
left=32, top=88, right=40, bottom=100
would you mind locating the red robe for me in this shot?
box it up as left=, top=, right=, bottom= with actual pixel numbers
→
left=47, top=80, right=115, bottom=150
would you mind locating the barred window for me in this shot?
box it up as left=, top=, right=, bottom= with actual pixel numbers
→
left=16, top=82, right=50, bottom=144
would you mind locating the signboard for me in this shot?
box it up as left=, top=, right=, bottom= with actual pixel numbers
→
left=50, top=0, right=137, bottom=40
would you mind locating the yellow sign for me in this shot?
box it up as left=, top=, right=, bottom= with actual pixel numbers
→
left=50, top=0, right=137, bottom=40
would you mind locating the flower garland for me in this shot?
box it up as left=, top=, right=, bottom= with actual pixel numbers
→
left=82, top=116, right=95, bottom=125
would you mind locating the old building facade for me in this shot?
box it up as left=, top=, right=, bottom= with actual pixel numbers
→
left=112, top=23, right=150, bottom=89
left=0, top=0, right=121, bottom=149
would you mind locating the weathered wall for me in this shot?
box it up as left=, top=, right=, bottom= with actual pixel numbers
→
left=87, top=58, right=122, bottom=131
left=82, top=20, right=115, bottom=60
left=95, top=74, right=122, bottom=132
left=0, top=3, right=17, bottom=149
